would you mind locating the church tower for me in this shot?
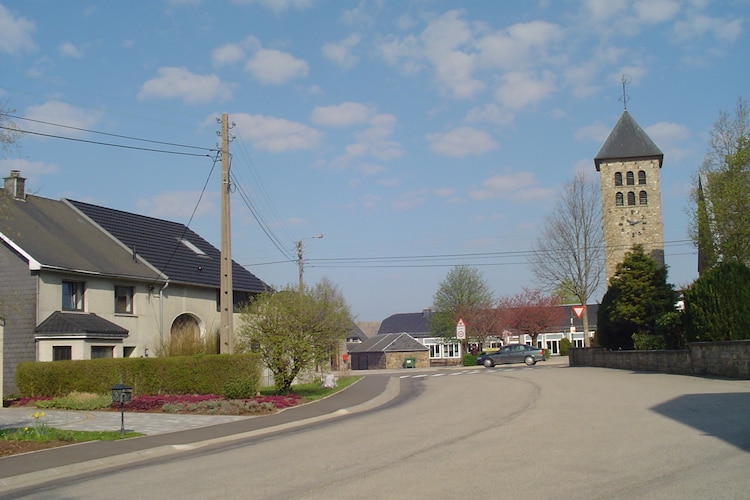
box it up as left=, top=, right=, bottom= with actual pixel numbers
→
left=594, top=110, right=665, bottom=282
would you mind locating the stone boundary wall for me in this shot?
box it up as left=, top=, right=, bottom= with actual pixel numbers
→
left=569, top=340, right=750, bottom=379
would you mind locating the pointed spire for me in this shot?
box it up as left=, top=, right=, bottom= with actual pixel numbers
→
left=594, top=110, right=663, bottom=171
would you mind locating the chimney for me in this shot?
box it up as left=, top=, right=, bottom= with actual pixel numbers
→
left=4, top=170, right=26, bottom=200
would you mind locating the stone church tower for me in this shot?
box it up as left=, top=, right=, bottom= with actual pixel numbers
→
left=594, top=110, right=665, bottom=282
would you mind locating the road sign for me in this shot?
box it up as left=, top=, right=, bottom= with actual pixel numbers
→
left=456, top=318, right=466, bottom=340
left=572, top=305, right=585, bottom=319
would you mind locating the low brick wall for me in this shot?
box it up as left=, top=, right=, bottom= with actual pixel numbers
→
left=569, top=340, right=750, bottom=379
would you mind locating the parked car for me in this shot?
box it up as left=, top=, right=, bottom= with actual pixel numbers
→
left=480, top=344, right=546, bottom=367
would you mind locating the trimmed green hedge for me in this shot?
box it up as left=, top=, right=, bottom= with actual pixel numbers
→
left=15, top=353, right=262, bottom=398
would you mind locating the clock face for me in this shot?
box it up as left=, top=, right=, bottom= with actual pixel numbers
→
left=619, top=213, right=647, bottom=237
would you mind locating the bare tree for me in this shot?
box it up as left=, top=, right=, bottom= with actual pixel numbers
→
left=529, top=171, right=604, bottom=347
left=0, top=101, right=22, bottom=157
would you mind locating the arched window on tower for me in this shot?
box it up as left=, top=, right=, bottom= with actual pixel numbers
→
left=627, top=191, right=636, bottom=206
left=614, top=172, right=623, bottom=186
left=638, top=170, right=646, bottom=184
left=639, top=190, right=648, bottom=205
left=616, top=192, right=624, bottom=206
left=626, top=171, right=635, bottom=185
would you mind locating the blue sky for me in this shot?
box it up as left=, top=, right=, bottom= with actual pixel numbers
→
left=1, top=0, right=748, bottom=321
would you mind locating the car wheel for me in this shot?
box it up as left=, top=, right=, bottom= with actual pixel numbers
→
left=524, top=356, right=536, bottom=366
left=483, top=358, right=494, bottom=368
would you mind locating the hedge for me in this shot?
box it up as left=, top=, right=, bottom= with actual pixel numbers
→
left=14, top=353, right=262, bottom=398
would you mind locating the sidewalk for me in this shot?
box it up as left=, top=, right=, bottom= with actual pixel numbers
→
left=0, top=374, right=399, bottom=492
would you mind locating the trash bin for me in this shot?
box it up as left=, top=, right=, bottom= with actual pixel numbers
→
left=404, top=357, right=416, bottom=369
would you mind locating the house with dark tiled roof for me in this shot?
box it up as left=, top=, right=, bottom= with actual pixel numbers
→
left=349, top=333, right=429, bottom=370
left=0, top=170, right=269, bottom=395
left=376, top=309, right=463, bottom=366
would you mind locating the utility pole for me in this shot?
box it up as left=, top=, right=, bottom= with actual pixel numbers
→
left=219, top=113, right=234, bottom=353
left=297, top=234, right=323, bottom=291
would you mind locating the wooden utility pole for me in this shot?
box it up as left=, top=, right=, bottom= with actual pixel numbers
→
left=219, top=113, right=234, bottom=353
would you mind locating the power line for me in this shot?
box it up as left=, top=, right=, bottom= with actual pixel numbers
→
left=243, top=239, right=696, bottom=270
left=3, top=112, right=217, bottom=152
left=0, top=124, right=213, bottom=157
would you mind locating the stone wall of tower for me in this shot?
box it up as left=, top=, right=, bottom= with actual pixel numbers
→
left=599, top=158, right=665, bottom=282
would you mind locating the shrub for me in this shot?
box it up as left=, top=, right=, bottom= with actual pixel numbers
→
left=462, top=353, right=477, bottom=366
left=155, top=325, right=219, bottom=357
left=223, top=378, right=257, bottom=399
left=15, top=353, right=262, bottom=398
left=632, top=333, right=665, bottom=351
left=35, top=392, right=112, bottom=411
left=559, top=338, right=572, bottom=356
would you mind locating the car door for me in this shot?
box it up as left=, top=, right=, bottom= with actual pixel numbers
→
left=494, top=345, right=512, bottom=364
left=509, top=345, right=525, bottom=363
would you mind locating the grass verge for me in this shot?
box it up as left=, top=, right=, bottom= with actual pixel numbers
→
left=259, top=375, right=361, bottom=401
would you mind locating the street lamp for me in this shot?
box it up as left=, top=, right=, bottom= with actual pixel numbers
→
left=111, top=383, right=132, bottom=436
left=297, top=234, right=323, bottom=291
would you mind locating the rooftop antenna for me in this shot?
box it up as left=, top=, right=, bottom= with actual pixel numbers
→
left=620, top=74, right=631, bottom=110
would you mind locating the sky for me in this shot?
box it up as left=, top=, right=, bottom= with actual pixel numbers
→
left=0, top=0, right=748, bottom=322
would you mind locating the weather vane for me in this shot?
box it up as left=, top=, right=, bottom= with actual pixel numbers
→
left=620, top=75, right=631, bottom=110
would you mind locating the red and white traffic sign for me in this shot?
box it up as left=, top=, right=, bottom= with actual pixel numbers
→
left=572, top=305, right=585, bottom=319
left=456, top=318, right=466, bottom=340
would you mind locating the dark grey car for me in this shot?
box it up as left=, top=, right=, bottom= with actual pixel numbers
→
left=480, top=344, right=546, bottom=367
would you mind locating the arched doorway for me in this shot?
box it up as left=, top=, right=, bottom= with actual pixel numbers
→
left=165, top=313, right=212, bottom=356
left=171, top=313, right=202, bottom=339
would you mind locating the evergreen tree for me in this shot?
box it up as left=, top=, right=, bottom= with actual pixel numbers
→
left=682, top=260, right=750, bottom=342
left=597, top=245, right=676, bottom=350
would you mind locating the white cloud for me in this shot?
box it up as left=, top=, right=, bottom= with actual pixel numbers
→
left=59, top=42, right=83, bottom=58
left=393, top=189, right=428, bottom=211
left=421, top=10, right=483, bottom=98
left=476, top=20, right=564, bottom=71
left=138, top=67, right=233, bottom=104
left=494, top=70, right=556, bottom=110
left=645, top=121, right=691, bottom=158
left=633, top=0, right=680, bottom=24
left=212, top=43, right=246, bottom=66
left=0, top=4, right=36, bottom=55
left=674, top=12, right=743, bottom=43
left=426, top=126, right=498, bottom=157
left=464, top=103, right=514, bottom=127
left=332, top=113, right=404, bottom=167
left=576, top=121, right=611, bottom=144
left=232, top=113, right=322, bottom=152
left=310, top=102, right=372, bottom=127
left=0, top=158, right=58, bottom=180
left=24, top=101, right=103, bottom=137
left=212, top=36, right=260, bottom=66
left=469, top=171, right=554, bottom=202
left=230, top=0, right=313, bottom=13
left=136, top=191, right=214, bottom=220
left=322, top=34, right=361, bottom=69
left=245, top=48, right=308, bottom=85
left=581, top=0, right=628, bottom=24
left=376, top=10, right=483, bottom=99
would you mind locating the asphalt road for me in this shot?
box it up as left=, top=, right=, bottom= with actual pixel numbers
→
left=4, top=364, right=750, bottom=499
